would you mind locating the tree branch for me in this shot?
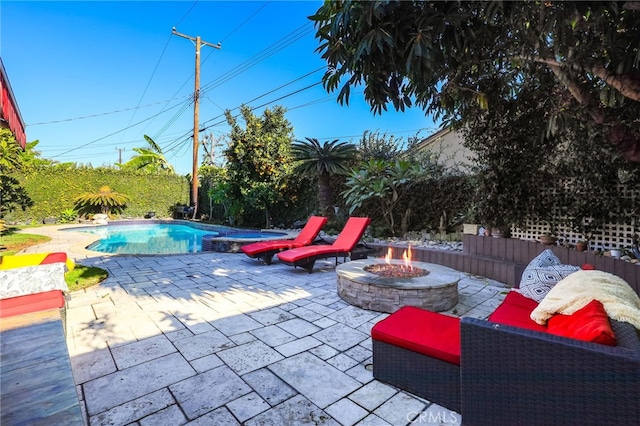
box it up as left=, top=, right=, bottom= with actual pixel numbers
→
left=546, top=63, right=605, bottom=124
left=517, top=54, right=640, bottom=103
left=589, top=65, right=640, bottom=102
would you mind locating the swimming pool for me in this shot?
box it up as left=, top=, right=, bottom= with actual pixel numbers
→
left=68, top=221, right=290, bottom=254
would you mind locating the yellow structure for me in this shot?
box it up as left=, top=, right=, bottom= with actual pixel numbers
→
left=0, top=252, right=74, bottom=271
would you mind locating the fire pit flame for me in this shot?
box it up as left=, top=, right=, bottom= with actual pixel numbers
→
left=403, top=245, right=413, bottom=271
left=365, top=244, right=428, bottom=278
left=384, top=247, right=393, bottom=264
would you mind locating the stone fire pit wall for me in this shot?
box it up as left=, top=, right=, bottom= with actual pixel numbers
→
left=336, top=260, right=460, bottom=314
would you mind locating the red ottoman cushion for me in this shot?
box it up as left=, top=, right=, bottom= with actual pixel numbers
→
left=488, top=291, right=547, bottom=332
left=0, top=290, right=65, bottom=318
left=371, top=306, right=461, bottom=365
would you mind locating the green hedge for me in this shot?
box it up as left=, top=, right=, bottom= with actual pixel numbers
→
left=5, top=167, right=189, bottom=223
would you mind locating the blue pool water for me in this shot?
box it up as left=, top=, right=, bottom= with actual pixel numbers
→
left=69, top=222, right=287, bottom=254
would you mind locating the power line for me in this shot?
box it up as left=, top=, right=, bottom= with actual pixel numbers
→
left=132, top=1, right=269, bottom=144
left=199, top=23, right=313, bottom=96
left=220, top=1, right=271, bottom=43
left=198, top=69, right=324, bottom=131
left=158, top=67, right=322, bottom=153
left=50, top=101, right=189, bottom=159
left=25, top=97, right=191, bottom=126
left=45, top=20, right=318, bottom=164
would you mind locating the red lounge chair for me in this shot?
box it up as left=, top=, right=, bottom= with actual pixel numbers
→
left=277, top=216, right=371, bottom=273
left=241, top=216, right=328, bottom=265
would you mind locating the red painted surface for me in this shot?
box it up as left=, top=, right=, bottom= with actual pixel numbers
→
left=0, top=58, right=26, bottom=149
left=0, top=290, right=65, bottom=318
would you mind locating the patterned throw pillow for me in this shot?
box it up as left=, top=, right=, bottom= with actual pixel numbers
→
left=519, top=249, right=580, bottom=302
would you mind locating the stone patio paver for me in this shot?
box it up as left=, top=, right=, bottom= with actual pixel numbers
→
left=351, top=383, right=397, bottom=415
left=242, top=368, right=298, bottom=407
left=275, top=335, right=322, bottom=357
left=88, top=388, right=175, bottom=426
left=83, top=352, right=195, bottom=415
left=374, top=393, right=429, bottom=425
left=313, top=322, right=369, bottom=351
left=217, top=340, right=284, bottom=375
left=172, top=329, right=234, bottom=360
left=269, top=351, right=363, bottom=408
left=17, top=224, right=511, bottom=424
left=244, top=394, right=338, bottom=426
left=170, top=365, right=251, bottom=419
left=325, top=398, right=369, bottom=426
left=110, top=334, right=176, bottom=369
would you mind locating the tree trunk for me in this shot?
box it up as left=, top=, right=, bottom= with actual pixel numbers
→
left=317, top=172, right=334, bottom=218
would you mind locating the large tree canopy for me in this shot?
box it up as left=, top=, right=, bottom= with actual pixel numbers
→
left=223, top=105, right=310, bottom=227
left=311, top=0, right=640, bottom=161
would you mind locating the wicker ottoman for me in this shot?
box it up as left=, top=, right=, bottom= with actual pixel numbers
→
left=371, top=306, right=461, bottom=412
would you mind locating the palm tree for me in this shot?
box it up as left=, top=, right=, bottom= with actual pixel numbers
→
left=119, top=135, right=174, bottom=173
left=291, top=138, right=356, bottom=217
left=74, top=186, right=129, bottom=216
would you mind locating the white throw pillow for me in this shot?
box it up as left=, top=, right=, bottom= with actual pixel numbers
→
left=519, top=249, right=580, bottom=302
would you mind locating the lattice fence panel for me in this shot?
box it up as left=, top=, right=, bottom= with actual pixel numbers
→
left=510, top=183, right=639, bottom=252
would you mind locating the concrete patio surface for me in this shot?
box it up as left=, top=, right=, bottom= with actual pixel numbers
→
left=19, top=225, right=511, bottom=425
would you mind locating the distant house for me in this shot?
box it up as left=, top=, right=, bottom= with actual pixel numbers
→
left=0, top=57, right=26, bottom=149
left=411, top=127, right=474, bottom=170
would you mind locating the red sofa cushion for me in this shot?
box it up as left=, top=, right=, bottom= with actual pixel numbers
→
left=371, top=306, right=461, bottom=365
left=488, top=291, right=547, bottom=332
left=0, top=290, right=65, bottom=318
left=546, top=299, right=616, bottom=346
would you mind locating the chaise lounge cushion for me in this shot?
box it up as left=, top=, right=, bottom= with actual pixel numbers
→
left=519, top=249, right=580, bottom=302
left=241, top=216, right=328, bottom=260
left=546, top=299, right=616, bottom=346
left=277, top=217, right=371, bottom=272
left=371, top=306, right=461, bottom=365
left=241, top=240, right=301, bottom=257
left=488, top=290, right=547, bottom=332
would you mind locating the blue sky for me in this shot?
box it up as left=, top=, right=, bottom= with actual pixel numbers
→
left=2, top=1, right=440, bottom=175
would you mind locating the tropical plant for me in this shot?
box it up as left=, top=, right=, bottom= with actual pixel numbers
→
left=74, top=185, right=129, bottom=216
left=0, top=175, right=33, bottom=219
left=342, top=159, right=428, bottom=236
left=310, top=1, right=640, bottom=162
left=291, top=137, right=357, bottom=218
left=58, top=208, right=78, bottom=224
left=0, top=129, right=22, bottom=172
left=0, top=130, right=33, bottom=218
left=17, top=140, right=57, bottom=171
left=118, top=135, right=175, bottom=173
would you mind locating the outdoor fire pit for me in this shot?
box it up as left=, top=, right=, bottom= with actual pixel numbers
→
left=336, top=247, right=461, bottom=313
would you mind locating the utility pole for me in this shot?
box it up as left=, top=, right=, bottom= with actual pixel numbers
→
left=115, top=147, right=125, bottom=164
left=172, top=27, right=221, bottom=219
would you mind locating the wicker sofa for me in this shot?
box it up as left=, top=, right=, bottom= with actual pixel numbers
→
left=371, top=291, right=640, bottom=425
